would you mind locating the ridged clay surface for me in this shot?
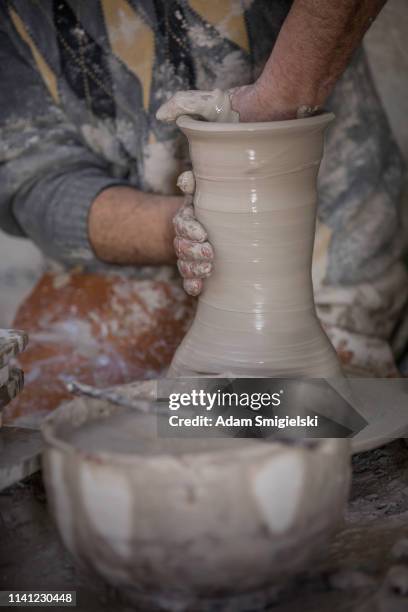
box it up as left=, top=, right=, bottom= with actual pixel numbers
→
left=168, top=115, right=342, bottom=378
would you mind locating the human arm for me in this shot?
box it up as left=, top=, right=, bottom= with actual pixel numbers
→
left=157, top=0, right=387, bottom=295
left=0, top=19, right=121, bottom=266
left=158, top=0, right=386, bottom=123
left=231, top=0, right=387, bottom=121
left=88, top=187, right=180, bottom=266
left=0, top=13, right=180, bottom=269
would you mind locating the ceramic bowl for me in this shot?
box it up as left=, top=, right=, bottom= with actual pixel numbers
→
left=42, top=397, right=350, bottom=610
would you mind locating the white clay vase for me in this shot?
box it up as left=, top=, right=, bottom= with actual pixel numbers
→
left=169, top=114, right=342, bottom=378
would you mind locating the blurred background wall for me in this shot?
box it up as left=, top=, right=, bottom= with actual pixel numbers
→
left=0, top=0, right=407, bottom=327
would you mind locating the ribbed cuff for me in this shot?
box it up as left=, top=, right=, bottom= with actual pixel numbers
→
left=50, top=173, right=126, bottom=265
left=14, top=168, right=127, bottom=267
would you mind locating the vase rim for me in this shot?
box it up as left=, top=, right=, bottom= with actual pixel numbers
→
left=176, top=112, right=335, bottom=134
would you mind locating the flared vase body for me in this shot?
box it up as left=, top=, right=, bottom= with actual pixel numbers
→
left=169, top=114, right=341, bottom=377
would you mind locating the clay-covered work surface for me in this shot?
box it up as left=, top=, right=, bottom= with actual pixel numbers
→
left=1, top=440, right=408, bottom=612
left=6, top=272, right=194, bottom=427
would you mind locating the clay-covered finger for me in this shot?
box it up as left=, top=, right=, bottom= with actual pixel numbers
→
left=183, top=278, right=203, bottom=296
left=156, top=90, right=238, bottom=123
left=174, top=201, right=194, bottom=222
left=156, top=91, right=214, bottom=122
left=178, top=259, right=212, bottom=279
left=174, top=237, right=214, bottom=262
left=173, top=199, right=193, bottom=225
left=177, top=171, right=195, bottom=195
left=174, top=210, right=207, bottom=242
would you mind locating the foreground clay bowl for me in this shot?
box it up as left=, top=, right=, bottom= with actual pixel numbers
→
left=42, top=397, right=350, bottom=610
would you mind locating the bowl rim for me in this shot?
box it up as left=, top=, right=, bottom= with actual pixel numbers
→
left=41, top=397, right=332, bottom=466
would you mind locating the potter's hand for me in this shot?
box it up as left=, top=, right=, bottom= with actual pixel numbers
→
left=155, top=85, right=304, bottom=123
left=156, top=89, right=240, bottom=123
left=157, top=89, right=241, bottom=297
left=174, top=171, right=213, bottom=297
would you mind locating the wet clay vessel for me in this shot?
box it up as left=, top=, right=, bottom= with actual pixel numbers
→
left=169, top=114, right=341, bottom=377
left=42, top=397, right=350, bottom=610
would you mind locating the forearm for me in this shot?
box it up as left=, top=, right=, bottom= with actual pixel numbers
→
left=89, top=186, right=181, bottom=266
left=233, top=0, right=386, bottom=121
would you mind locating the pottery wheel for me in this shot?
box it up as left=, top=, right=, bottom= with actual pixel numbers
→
left=67, top=376, right=408, bottom=456
left=348, top=378, right=408, bottom=453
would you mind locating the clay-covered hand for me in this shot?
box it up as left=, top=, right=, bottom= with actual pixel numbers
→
left=156, top=85, right=318, bottom=124
left=157, top=88, right=249, bottom=297
left=157, top=89, right=241, bottom=297
left=174, top=171, right=213, bottom=297
left=156, top=89, right=240, bottom=123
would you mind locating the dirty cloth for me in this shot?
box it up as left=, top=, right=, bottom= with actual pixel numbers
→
left=0, top=0, right=406, bottom=376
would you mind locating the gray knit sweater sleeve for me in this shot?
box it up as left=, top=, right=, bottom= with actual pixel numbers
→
left=0, top=23, right=124, bottom=267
